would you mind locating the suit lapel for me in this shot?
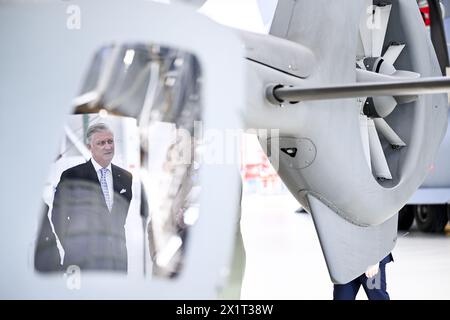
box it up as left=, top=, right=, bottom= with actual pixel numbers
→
left=112, top=164, right=124, bottom=211
left=86, top=160, right=101, bottom=186
left=112, top=165, right=122, bottom=195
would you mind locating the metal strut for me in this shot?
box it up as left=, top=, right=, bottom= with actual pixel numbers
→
left=266, top=76, right=450, bottom=104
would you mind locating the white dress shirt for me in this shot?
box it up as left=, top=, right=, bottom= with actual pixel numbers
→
left=91, top=158, right=114, bottom=208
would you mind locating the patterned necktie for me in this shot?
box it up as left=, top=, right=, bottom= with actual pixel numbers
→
left=100, top=168, right=112, bottom=212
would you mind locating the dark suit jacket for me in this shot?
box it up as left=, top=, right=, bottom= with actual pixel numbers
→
left=34, top=203, right=62, bottom=272
left=37, top=160, right=132, bottom=272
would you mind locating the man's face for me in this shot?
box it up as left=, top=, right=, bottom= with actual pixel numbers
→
left=88, top=130, right=115, bottom=167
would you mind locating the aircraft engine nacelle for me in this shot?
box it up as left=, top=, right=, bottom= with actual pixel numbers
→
left=241, top=0, right=449, bottom=283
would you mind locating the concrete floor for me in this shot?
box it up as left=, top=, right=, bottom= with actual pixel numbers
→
left=240, top=192, right=450, bottom=300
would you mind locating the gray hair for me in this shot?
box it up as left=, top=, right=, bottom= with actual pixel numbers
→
left=86, top=123, right=112, bottom=144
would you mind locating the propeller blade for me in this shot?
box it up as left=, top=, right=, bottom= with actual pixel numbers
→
left=394, top=95, right=418, bottom=104
left=392, top=70, right=421, bottom=79
left=357, top=68, right=388, bottom=82
left=356, top=69, right=384, bottom=82
left=373, top=118, right=407, bottom=148
left=356, top=68, right=420, bottom=82
left=371, top=4, right=392, bottom=57
left=359, top=0, right=375, bottom=57
left=383, top=43, right=405, bottom=65
left=368, top=119, right=392, bottom=180
left=372, top=95, right=397, bottom=118
left=378, top=60, right=396, bottom=75
left=360, top=115, right=372, bottom=170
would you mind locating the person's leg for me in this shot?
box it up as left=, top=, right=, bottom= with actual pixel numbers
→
left=362, top=262, right=390, bottom=300
left=333, top=278, right=361, bottom=300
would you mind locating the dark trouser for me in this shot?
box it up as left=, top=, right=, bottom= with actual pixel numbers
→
left=333, top=254, right=392, bottom=300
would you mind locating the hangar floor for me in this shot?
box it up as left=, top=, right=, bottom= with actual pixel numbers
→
left=240, top=192, right=450, bottom=300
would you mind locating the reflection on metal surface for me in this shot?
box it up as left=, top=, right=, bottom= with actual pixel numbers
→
left=75, top=43, right=202, bottom=135
left=34, top=43, right=202, bottom=278
left=148, top=132, right=202, bottom=277
left=35, top=116, right=137, bottom=274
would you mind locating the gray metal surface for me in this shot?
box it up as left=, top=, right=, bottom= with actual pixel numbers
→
left=421, top=114, right=450, bottom=188
left=239, top=30, right=315, bottom=79
left=307, top=194, right=398, bottom=284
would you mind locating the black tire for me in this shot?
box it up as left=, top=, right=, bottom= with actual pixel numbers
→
left=415, top=204, right=448, bottom=233
left=398, top=205, right=415, bottom=231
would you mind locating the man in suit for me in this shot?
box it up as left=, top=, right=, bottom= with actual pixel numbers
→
left=333, top=253, right=394, bottom=300
left=48, top=123, right=133, bottom=272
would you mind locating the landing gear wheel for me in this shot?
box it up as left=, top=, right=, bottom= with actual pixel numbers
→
left=415, top=204, right=448, bottom=233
